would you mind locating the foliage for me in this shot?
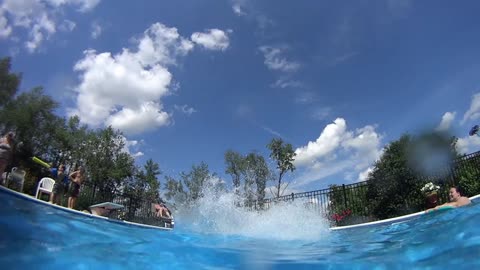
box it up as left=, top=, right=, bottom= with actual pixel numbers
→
left=267, top=138, right=296, bottom=198
left=420, top=182, right=440, bottom=194
left=243, top=152, right=270, bottom=207
left=454, top=155, right=480, bottom=197
left=224, top=150, right=245, bottom=195
left=164, top=175, right=186, bottom=202
left=329, top=183, right=370, bottom=225
left=0, top=57, right=160, bottom=212
left=164, top=162, right=223, bottom=205
left=366, top=133, right=459, bottom=219
left=0, top=57, right=20, bottom=109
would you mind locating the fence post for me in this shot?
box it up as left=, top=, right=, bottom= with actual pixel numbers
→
left=342, top=184, right=348, bottom=209
left=291, top=192, right=294, bottom=201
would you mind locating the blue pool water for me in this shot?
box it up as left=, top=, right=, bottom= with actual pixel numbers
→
left=0, top=188, right=479, bottom=270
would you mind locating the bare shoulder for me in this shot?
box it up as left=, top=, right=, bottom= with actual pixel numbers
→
left=458, top=197, right=471, bottom=206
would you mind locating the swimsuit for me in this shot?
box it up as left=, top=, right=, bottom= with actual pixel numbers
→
left=68, top=182, right=80, bottom=198
left=52, top=172, right=66, bottom=194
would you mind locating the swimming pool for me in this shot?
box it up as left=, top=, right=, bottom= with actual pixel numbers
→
left=0, top=187, right=479, bottom=269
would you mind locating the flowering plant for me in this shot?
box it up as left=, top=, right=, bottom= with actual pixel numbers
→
left=332, top=209, right=352, bottom=222
left=420, top=182, right=440, bottom=194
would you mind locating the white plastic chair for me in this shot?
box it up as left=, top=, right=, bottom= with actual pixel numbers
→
left=7, top=167, right=27, bottom=192
left=36, top=177, right=55, bottom=200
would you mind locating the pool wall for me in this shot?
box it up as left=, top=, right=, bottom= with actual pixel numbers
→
left=331, top=194, right=480, bottom=231
left=0, top=185, right=172, bottom=231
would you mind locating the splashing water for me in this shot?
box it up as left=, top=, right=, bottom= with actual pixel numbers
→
left=172, top=184, right=330, bottom=241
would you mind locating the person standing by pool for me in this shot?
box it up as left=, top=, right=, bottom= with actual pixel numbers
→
left=68, top=166, right=85, bottom=209
left=426, top=186, right=471, bottom=212
left=49, top=164, right=67, bottom=205
left=0, top=132, right=15, bottom=184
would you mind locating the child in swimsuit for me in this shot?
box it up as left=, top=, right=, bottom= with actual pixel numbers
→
left=68, top=166, right=85, bottom=209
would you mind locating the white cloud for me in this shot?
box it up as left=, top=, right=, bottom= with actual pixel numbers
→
left=435, top=111, right=456, bottom=132
left=358, top=167, right=373, bottom=182
left=0, top=11, right=12, bottom=38
left=91, top=21, right=102, bottom=39
left=456, top=135, right=480, bottom=155
left=292, top=118, right=383, bottom=188
left=259, top=46, right=300, bottom=72
left=0, top=0, right=100, bottom=52
left=295, top=118, right=348, bottom=166
left=71, top=23, right=224, bottom=135
left=174, top=104, right=197, bottom=115
left=45, top=0, right=101, bottom=11
left=118, top=135, right=144, bottom=158
left=462, top=93, right=480, bottom=124
left=191, top=29, right=230, bottom=51
left=106, top=102, right=171, bottom=135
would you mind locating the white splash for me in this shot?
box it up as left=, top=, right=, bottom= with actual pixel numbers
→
left=173, top=183, right=330, bottom=241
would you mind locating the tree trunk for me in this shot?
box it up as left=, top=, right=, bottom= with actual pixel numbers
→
left=276, top=172, right=284, bottom=198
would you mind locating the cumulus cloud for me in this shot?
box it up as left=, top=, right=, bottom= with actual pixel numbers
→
left=0, top=0, right=100, bottom=52
left=292, top=118, right=383, bottom=188
left=191, top=29, right=231, bottom=51
left=462, top=93, right=480, bottom=124
left=435, top=111, right=456, bottom=132
left=259, top=46, right=300, bottom=72
left=71, top=23, right=224, bottom=135
left=456, top=135, right=480, bottom=155
left=70, top=23, right=194, bottom=135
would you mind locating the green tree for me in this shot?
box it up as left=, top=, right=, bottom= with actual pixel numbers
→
left=164, top=175, right=186, bottom=202
left=224, top=150, right=245, bottom=196
left=329, top=183, right=370, bottom=226
left=243, top=152, right=269, bottom=206
left=182, top=162, right=213, bottom=201
left=366, top=133, right=458, bottom=219
left=82, top=127, right=134, bottom=197
left=267, top=138, right=296, bottom=198
left=0, top=57, right=21, bottom=109
left=142, top=159, right=162, bottom=201
left=454, top=155, right=480, bottom=197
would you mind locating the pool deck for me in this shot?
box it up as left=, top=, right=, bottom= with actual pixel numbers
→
left=331, top=194, right=480, bottom=231
left=0, top=185, right=172, bottom=232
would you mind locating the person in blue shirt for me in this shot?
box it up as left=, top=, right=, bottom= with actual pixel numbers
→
left=49, top=164, right=67, bottom=205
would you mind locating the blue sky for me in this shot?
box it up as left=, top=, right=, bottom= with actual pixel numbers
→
left=2, top=0, right=480, bottom=194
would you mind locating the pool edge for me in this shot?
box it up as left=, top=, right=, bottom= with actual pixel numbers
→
left=0, top=186, right=172, bottom=232
left=330, top=194, right=480, bottom=231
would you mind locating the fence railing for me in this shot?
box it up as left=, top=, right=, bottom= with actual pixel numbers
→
left=256, top=150, right=480, bottom=227
left=76, top=183, right=172, bottom=228
left=61, top=150, right=480, bottom=228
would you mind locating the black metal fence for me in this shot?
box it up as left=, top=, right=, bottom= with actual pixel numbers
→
left=75, top=183, right=173, bottom=228
left=257, top=150, right=480, bottom=227
left=58, top=150, right=480, bottom=228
